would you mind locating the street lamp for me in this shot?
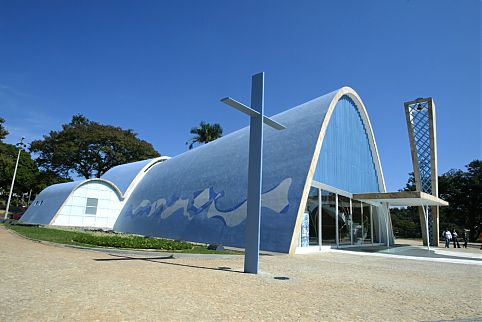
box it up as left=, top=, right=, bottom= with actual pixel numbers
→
left=4, top=137, right=26, bottom=220
left=220, top=72, right=285, bottom=274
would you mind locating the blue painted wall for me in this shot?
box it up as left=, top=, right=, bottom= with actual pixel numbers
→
left=314, top=95, right=380, bottom=193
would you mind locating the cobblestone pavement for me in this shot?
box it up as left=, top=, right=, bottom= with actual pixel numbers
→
left=1, top=226, right=481, bottom=321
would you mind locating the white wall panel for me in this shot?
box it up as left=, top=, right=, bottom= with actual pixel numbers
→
left=52, top=181, right=123, bottom=229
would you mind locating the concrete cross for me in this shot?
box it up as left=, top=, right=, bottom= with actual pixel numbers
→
left=221, top=72, right=286, bottom=274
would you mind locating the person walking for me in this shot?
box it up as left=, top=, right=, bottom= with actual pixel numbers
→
left=463, top=229, right=469, bottom=248
left=443, top=229, right=452, bottom=248
left=452, top=229, right=460, bottom=248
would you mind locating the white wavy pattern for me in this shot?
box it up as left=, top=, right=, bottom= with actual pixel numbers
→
left=132, top=178, right=292, bottom=227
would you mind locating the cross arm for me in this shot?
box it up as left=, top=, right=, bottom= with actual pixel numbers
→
left=262, top=116, right=286, bottom=130
left=220, top=97, right=286, bottom=130
left=221, top=97, right=259, bottom=117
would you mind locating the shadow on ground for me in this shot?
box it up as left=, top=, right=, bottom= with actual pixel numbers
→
left=94, top=253, right=244, bottom=273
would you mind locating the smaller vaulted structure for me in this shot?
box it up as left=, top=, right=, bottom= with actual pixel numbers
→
left=21, top=157, right=169, bottom=229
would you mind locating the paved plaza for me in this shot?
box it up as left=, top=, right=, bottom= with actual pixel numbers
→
left=0, top=226, right=481, bottom=321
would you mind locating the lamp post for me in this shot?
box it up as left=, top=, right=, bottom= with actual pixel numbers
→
left=220, top=72, right=285, bottom=274
left=4, top=137, right=26, bottom=220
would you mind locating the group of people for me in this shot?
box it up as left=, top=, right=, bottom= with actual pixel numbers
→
left=442, top=229, right=468, bottom=248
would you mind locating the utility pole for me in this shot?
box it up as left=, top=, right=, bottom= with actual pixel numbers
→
left=4, top=137, right=26, bottom=220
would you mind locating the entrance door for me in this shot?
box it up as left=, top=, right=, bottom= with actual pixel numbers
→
left=338, top=195, right=351, bottom=245
left=299, top=182, right=382, bottom=249
left=352, top=201, right=363, bottom=245
left=321, top=190, right=336, bottom=245
left=303, top=187, right=319, bottom=246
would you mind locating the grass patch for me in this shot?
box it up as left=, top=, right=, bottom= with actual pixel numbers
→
left=5, top=223, right=87, bottom=246
left=72, top=233, right=193, bottom=250
left=3, top=223, right=240, bottom=254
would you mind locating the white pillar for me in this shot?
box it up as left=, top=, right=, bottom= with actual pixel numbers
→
left=335, top=193, right=339, bottom=248
left=386, top=204, right=390, bottom=248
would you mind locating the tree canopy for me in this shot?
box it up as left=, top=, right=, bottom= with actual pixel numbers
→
left=0, top=117, right=8, bottom=141
left=0, top=142, right=70, bottom=205
left=30, top=114, right=160, bottom=179
left=438, top=160, right=481, bottom=241
left=391, top=160, right=482, bottom=241
left=187, top=121, right=223, bottom=149
left=0, top=143, right=37, bottom=196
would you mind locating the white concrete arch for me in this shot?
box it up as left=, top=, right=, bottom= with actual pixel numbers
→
left=123, top=156, right=171, bottom=197
left=77, top=178, right=125, bottom=199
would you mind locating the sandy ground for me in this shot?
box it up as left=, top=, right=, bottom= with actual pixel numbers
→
left=0, top=226, right=481, bottom=322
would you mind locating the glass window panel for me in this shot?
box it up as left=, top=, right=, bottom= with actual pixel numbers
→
left=300, top=212, right=309, bottom=247
left=338, top=195, right=351, bottom=245
left=352, top=201, right=363, bottom=245
left=86, top=198, right=98, bottom=207
left=372, top=206, right=380, bottom=243
left=305, top=187, right=319, bottom=246
left=362, top=202, right=372, bottom=244
left=85, top=206, right=97, bottom=215
left=321, top=190, right=336, bottom=245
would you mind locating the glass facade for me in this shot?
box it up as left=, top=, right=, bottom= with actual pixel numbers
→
left=300, top=182, right=383, bottom=248
left=305, top=187, right=320, bottom=246
left=362, top=202, right=372, bottom=244
left=338, top=195, right=351, bottom=245
left=352, top=201, right=363, bottom=245
left=321, top=190, right=336, bottom=245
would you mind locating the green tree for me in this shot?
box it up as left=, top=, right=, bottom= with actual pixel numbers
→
left=186, top=121, right=223, bottom=150
left=0, top=142, right=69, bottom=206
left=0, top=117, right=8, bottom=141
left=392, top=160, right=482, bottom=241
left=390, top=207, right=421, bottom=238
left=33, top=170, right=71, bottom=193
left=0, top=143, right=36, bottom=197
left=439, top=160, right=482, bottom=241
left=465, top=160, right=482, bottom=240
left=30, top=114, right=160, bottom=179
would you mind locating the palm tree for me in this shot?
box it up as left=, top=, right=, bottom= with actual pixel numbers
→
left=187, top=121, right=223, bottom=149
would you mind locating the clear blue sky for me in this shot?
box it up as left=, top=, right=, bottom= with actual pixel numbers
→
left=1, top=0, right=480, bottom=191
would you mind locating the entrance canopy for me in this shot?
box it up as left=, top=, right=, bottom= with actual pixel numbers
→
left=353, top=191, right=448, bottom=207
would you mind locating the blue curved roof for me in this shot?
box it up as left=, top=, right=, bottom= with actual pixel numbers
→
left=113, top=87, right=386, bottom=253
left=101, top=159, right=154, bottom=194
left=20, top=181, right=80, bottom=225
left=21, top=158, right=165, bottom=225
left=114, top=89, right=343, bottom=252
left=21, top=87, right=388, bottom=252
